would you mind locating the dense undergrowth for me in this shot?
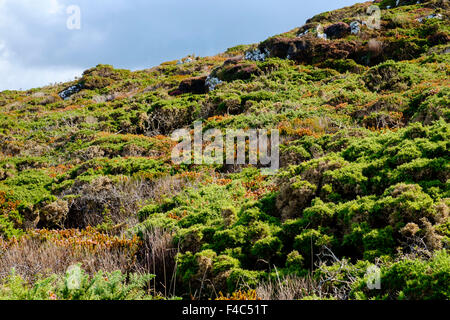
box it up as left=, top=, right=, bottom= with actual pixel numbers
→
left=0, top=0, right=449, bottom=300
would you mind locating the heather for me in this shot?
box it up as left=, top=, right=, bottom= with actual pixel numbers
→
left=0, top=0, right=449, bottom=300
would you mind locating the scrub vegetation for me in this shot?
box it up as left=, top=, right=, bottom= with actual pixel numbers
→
left=0, top=0, right=449, bottom=300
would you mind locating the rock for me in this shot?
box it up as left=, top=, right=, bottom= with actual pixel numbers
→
left=245, top=48, right=270, bottom=61
left=417, top=13, right=443, bottom=23
left=298, top=29, right=309, bottom=37
left=324, top=22, right=351, bottom=39
left=296, top=23, right=319, bottom=37
left=58, top=84, right=83, bottom=100
left=350, top=21, right=361, bottom=35
left=317, top=31, right=328, bottom=40
left=316, top=25, right=328, bottom=40
left=205, top=75, right=222, bottom=91
left=177, top=57, right=194, bottom=65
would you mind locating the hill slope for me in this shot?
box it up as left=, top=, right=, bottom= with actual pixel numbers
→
left=0, top=0, right=449, bottom=300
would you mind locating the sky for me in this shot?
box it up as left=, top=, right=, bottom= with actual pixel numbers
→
left=0, top=0, right=361, bottom=91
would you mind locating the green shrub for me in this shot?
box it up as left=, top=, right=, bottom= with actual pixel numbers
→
left=226, top=269, right=266, bottom=292
left=251, top=236, right=283, bottom=260
left=352, top=250, right=450, bottom=300
left=285, top=250, right=305, bottom=274
left=362, top=226, right=395, bottom=260
left=0, top=266, right=155, bottom=300
left=363, top=60, right=423, bottom=92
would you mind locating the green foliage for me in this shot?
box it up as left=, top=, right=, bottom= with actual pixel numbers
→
left=352, top=250, right=450, bottom=300
left=319, top=59, right=366, bottom=74
left=285, top=250, right=305, bottom=274
left=0, top=266, right=155, bottom=300
left=363, top=60, right=424, bottom=92
left=226, top=269, right=267, bottom=292
left=0, top=215, right=24, bottom=239
left=0, top=0, right=449, bottom=300
left=294, top=229, right=334, bottom=264
left=251, top=236, right=283, bottom=259
left=0, top=169, right=53, bottom=206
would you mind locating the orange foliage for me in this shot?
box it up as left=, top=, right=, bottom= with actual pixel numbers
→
left=178, top=171, right=203, bottom=181
left=216, top=178, right=232, bottom=186
left=18, top=227, right=142, bottom=254
left=48, top=164, right=74, bottom=178
left=216, top=290, right=261, bottom=300
left=245, top=184, right=279, bottom=200
left=167, top=210, right=188, bottom=221
left=0, top=191, right=20, bottom=214
left=278, top=118, right=326, bottom=138
left=207, top=115, right=232, bottom=122
left=241, top=175, right=279, bottom=199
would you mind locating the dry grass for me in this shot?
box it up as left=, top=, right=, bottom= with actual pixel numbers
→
left=64, top=174, right=199, bottom=230
left=134, top=228, right=179, bottom=297
left=0, top=237, right=134, bottom=283
left=254, top=274, right=322, bottom=300
left=0, top=227, right=181, bottom=298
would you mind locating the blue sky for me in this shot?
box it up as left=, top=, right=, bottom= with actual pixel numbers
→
left=0, top=0, right=361, bottom=91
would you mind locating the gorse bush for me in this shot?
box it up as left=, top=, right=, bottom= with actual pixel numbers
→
left=351, top=250, right=450, bottom=300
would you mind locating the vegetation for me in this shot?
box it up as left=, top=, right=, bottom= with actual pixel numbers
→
left=0, top=0, right=449, bottom=300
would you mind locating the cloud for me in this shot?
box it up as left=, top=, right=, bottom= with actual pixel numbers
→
left=0, top=63, right=82, bottom=91
left=0, top=0, right=360, bottom=91
left=0, top=0, right=82, bottom=90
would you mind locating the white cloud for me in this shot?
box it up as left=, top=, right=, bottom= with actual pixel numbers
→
left=0, top=51, right=82, bottom=90
left=0, top=0, right=80, bottom=90
left=0, top=0, right=361, bottom=91
left=47, top=0, right=64, bottom=15
left=0, top=37, right=81, bottom=90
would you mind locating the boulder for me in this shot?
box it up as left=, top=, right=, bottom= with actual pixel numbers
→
left=350, top=21, right=361, bottom=35
left=245, top=48, right=270, bottom=61
left=205, top=76, right=222, bottom=91
left=58, top=84, right=83, bottom=100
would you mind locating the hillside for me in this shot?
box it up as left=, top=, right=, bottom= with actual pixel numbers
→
left=0, top=0, right=449, bottom=300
